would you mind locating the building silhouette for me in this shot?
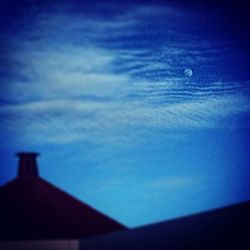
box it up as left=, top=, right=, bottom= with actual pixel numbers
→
left=80, top=200, right=250, bottom=249
left=0, top=152, right=249, bottom=250
left=0, top=152, right=126, bottom=241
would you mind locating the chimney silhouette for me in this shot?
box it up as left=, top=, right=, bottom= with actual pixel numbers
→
left=17, top=152, right=40, bottom=178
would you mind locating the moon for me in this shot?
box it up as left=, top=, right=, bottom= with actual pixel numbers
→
left=184, top=68, right=193, bottom=77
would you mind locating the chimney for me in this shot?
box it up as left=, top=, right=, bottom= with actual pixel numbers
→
left=17, top=152, right=40, bottom=178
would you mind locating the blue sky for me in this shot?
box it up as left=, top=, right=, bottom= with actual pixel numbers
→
left=0, top=0, right=250, bottom=227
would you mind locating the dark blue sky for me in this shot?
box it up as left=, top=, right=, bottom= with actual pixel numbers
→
left=0, top=0, right=250, bottom=227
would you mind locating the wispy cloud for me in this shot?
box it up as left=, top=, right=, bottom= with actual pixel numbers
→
left=1, top=92, right=249, bottom=147
left=0, top=2, right=249, bottom=147
left=149, top=176, right=198, bottom=189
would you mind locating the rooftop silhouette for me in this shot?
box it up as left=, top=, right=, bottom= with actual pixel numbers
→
left=0, top=152, right=126, bottom=240
left=81, top=200, right=250, bottom=249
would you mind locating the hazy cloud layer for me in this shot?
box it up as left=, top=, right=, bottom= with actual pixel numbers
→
left=0, top=2, right=249, bottom=147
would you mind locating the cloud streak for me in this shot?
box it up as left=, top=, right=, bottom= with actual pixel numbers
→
left=0, top=2, right=249, bottom=147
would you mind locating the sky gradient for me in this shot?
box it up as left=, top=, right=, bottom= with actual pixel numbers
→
left=0, top=0, right=250, bottom=227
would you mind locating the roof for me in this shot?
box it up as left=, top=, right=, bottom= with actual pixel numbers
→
left=81, top=200, right=250, bottom=249
left=0, top=153, right=126, bottom=240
